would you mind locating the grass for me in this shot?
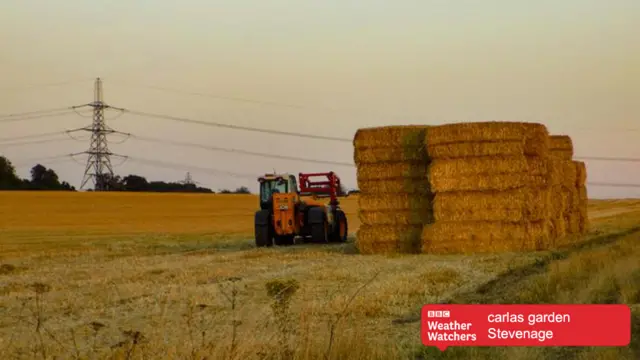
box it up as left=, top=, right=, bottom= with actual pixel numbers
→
left=0, top=191, right=639, bottom=359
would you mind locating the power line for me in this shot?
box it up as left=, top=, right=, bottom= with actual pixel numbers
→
left=0, top=137, right=75, bottom=148
left=576, top=156, right=640, bottom=163
left=127, top=156, right=258, bottom=180
left=130, top=134, right=355, bottom=167
left=588, top=182, right=640, bottom=189
left=0, top=107, right=75, bottom=119
left=10, top=154, right=75, bottom=168
left=0, top=78, right=95, bottom=92
left=0, top=131, right=69, bottom=142
left=124, top=109, right=353, bottom=142
left=103, top=81, right=640, bottom=134
left=112, top=82, right=412, bottom=119
left=0, top=109, right=78, bottom=124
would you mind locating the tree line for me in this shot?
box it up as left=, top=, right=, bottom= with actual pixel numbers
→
left=0, top=155, right=250, bottom=193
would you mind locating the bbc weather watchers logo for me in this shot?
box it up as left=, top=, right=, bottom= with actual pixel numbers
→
left=428, top=310, right=450, bottom=318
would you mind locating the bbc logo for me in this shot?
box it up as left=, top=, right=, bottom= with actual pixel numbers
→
left=428, top=310, right=450, bottom=318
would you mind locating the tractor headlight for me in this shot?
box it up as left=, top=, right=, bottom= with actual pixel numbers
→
left=279, top=205, right=289, bottom=210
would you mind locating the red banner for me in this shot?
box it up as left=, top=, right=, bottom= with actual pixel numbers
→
left=421, top=304, right=631, bottom=351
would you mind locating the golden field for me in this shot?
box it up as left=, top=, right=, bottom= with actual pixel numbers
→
left=0, top=191, right=639, bottom=359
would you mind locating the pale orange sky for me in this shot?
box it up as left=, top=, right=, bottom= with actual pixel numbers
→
left=1, top=1, right=638, bottom=198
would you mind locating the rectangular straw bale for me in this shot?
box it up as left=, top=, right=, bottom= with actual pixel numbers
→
left=359, top=210, right=433, bottom=226
left=426, top=122, right=550, bottom=156
left=357, top=179, right=432, bottom=194
left=354, top=146, right=427, bottom=165
left=430, top=172, right=545, bottom=193
left=550, top=135, right=573, bottom=151
left=358, top=193, right=433, bottom=212
left=574, top=161, right=587, bottom=186
left=353, top=125, right=429, bottom=149
left=357, top=163, right=429, bottom=181
left=429, top=156, right=528, bottom=178
left=550, top=135, right=573, bottom=160
left=426, top=141, right=525, bottom=159
left=433, top=188, right=551, bottom=222
left=434, top=206, right=525, bottom=222
left=548, top=159, right=577, bottom=187
left=550, top=150, right=573, bottom=160
left=526, top=156, right=549, bottom=176
left=356, top=224, right=422, bottom=254
left=421, top=220, right=550, bottom=254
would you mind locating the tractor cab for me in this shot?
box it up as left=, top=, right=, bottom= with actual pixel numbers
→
left=257, top=173, right=299, bottom=210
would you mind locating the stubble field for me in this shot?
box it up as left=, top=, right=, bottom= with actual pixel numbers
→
left=0, top=191, right=639, bottom=359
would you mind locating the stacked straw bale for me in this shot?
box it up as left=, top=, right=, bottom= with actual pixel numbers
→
left=353, top=126, right=433, bottom=254
left=549, top=135, right=582, bottom=245
left=421, top=122, right=552, bottom=254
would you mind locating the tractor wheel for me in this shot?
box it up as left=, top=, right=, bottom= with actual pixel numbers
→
left=255, top=225, right=273, bottom=247
left=274, top=235, right=295, bottom=246
left=311, top=217, right=328, bottom=243
left=330, top=210, right=348, bottom=242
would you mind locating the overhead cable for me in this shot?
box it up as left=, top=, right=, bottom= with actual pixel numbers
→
left=131, top=135, right=355, bottom=167
left=124, top=109, right=353, bottom=142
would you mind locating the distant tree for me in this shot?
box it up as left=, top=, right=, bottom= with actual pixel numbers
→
left=121, top=174, right=149, bottom=191
left=217, top=186, right=251, bottom=194
left=234, top=186, right=251, bottom=194
left=0, top=156, right=22, bottom=189
left=25, top=164, right=75, bottom=191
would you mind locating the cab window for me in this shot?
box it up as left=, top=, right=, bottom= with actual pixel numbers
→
left=260, top=179, right=288, bottom=203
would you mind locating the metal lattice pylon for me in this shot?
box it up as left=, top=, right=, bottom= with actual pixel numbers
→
left=70, top=78, right=129, bottom=191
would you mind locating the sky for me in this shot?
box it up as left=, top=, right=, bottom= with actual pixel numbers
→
left=0, top=0, right=638, bottom=198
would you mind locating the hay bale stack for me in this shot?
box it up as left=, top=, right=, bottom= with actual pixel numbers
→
left=353, top=125, right=433, bottom=254
left=421, top=122, right=552, bottom=254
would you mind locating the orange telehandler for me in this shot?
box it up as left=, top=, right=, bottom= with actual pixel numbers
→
left=254, top=172, right=348, bottom=247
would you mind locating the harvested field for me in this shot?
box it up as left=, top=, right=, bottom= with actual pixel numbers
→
left=1, top=192, right=638, bottom=359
